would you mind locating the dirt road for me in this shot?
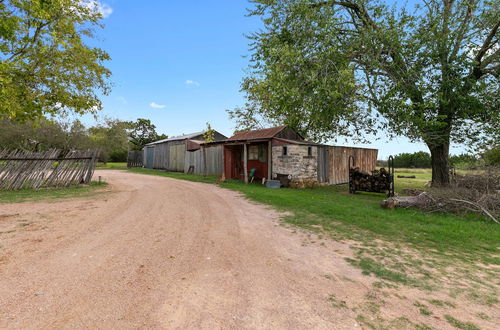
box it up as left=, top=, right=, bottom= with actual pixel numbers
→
left=0, top=170, right=375, bottom=329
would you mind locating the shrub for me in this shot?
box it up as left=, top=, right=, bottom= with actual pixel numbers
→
left=450, top=153, right=478, bottom=170
left=109, top=150, right=128, bottom=162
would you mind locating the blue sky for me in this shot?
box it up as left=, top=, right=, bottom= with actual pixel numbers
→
left=81, top=0, right=467, bottom=159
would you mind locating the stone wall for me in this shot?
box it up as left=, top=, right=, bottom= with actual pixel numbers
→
left=272, top=145, right=318, bottom=182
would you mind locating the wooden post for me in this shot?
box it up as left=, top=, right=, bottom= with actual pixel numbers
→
left=267, top=140, right=272, bottom=180
left=221, top=145, right=225, bottom=180
left=243, top=143, right=248, bottom=184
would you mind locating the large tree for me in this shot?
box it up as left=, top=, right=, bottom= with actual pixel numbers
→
left=0, top=0, right=111, bottom=121
left=128, top=118, right=167, bottom=150
left=231, top=0, right=499, bottom=185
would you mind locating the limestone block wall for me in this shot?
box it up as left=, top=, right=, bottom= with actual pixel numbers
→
left=272, top=145, right=318, bottom=181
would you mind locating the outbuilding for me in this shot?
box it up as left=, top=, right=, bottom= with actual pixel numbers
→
left=143, top=130, right=227, bottom=172
left=203, top=125, right=378, bottom=186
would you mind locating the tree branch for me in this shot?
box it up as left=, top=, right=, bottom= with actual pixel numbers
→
left=450, top=0, right=476, bottom=60
left=473, top=19, right=500, bottom=63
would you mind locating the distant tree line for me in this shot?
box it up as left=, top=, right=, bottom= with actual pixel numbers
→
left=386, top=149, right=499, bottom=169
left=0, top=117, right=166, bottom=162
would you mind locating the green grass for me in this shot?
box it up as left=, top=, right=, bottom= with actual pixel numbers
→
left=394, top=170, right=431, bottom=191
left=346, top=257, right=413, bottom=285
left=444, top=315, right=480, bottom=330
left=127, top=168, right=219, bottom=183
left=119, top=168, right=499, bottom=265
left=0, top=181, right=108, bottom=204
left=96, top=162, right=128, bottom=170
left=223, top=183, right=497, bottom=264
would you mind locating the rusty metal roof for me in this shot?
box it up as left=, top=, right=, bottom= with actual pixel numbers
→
left=273, top=138, right=324, bottom=146
left=145, top=131, right=205, bottom=146
left=227, top=125, right=288, bottom=141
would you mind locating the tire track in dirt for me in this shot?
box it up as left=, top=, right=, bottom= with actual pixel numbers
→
left=0, top=170, right=380, bottom=329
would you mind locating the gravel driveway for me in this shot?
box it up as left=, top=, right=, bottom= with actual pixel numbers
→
left=0, top=170, right=370, bottom=329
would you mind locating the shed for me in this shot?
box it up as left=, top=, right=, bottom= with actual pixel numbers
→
left=203, top=125, right=378, bottom=185
left=143, top=130, right=227, bottom=172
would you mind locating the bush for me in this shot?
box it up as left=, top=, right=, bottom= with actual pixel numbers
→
left=109, top=150, right=128, bottom=162
left=482, top=145, right=500, bottom=166
left=450, top=153, right=478, bottom=170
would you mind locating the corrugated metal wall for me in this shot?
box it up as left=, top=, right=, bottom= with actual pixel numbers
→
left=169, top=144, right=185, bottom=172
left=204, top=145, right=224, bottom=175
left=184, top=145, right=224, bottom=175
left=328, top=146, right=378, bottom=184
left=184, top=149, right=203, bottom=174
left=152, top=143, right=169, bottom=169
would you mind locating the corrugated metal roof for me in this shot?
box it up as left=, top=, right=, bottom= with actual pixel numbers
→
left=227, top=125, right=287, bottom=141
left=273, top=138, right=324, bottom=146
left=186, top=139, right=204, bottom=151
left=146, top=131, right=204, bottom=145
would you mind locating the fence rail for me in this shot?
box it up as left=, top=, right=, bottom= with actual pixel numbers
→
left=0, top=149, right=99, bottom=190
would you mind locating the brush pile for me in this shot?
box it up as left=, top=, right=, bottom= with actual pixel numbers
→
left=381, top=167, right=499, bottom=223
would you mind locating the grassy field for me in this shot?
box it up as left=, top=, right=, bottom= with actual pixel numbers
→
left=0, top=181, right=108, bottom=204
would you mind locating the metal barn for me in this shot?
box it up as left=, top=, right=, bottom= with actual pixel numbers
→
left=143, top=130, right=227, bottom=172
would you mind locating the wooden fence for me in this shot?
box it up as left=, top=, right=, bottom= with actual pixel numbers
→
left=184, top=145, right=224, bottom=175
left=0, top=149, right=99, bottom=190
left=127, top=150, right=143, bottom=168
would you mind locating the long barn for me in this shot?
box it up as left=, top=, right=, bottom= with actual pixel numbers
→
left=143, top=130, right=227, bottom=173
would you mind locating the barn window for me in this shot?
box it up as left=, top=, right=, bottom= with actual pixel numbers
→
left=308, top=147, right=312, bottom=156
left=283, top=146, right=288, bottom=156
left=258, top=145, right=267, bottom=162
left=248, top=145, right=259, bottom=160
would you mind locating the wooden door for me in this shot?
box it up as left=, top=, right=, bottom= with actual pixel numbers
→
left=146, top=147, right=154, bottom=169
left=231, top=148, right=243, bottom=179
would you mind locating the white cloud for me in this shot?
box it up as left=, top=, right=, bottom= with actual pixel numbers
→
left=150, top=102, right=166, bottom=109
left=82, top=1, right=113, bottom=18
left=186, top=80, right=200, bottom=87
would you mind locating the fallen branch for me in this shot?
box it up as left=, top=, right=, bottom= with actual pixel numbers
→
left=449, top=198, right=499, bottom=224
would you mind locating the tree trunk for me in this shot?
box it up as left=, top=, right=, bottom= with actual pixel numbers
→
left=428, top=141, right=450, bottom=187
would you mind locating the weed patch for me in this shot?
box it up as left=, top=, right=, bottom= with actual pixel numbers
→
left=444, top=315, right=480, bottom=330
left=0, top=181, right=108, bottom=204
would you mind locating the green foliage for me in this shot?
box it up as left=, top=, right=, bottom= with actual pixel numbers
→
left=449, top=153, right=478, bottom=169
left=203, top=122, right=216, bottom=142
left=393, top=152, right=431, bottom=168
left=109, top=150, right=128, bottom=162
left=128, top=118, right=166, bottom=150
left=0, top=117, right=167, bottom=162
left=482, top=145, right=500, bottom=166
left=0, top=0, right=112, bottom=120
left=88, top=118, right=130, bottom=162
left=234, top=0, right=500, bottom=184
left=0, top=117, right=91, bottom=151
